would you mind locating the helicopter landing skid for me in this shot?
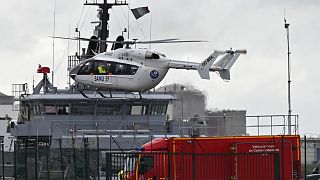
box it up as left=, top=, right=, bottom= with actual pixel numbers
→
left=78, top=88, right=89, bottom=98
left=78, top=89, right=113, bottom=98
left=76, top=84, right=111, bottom=98
left=97, top=90, right=113, bottom=98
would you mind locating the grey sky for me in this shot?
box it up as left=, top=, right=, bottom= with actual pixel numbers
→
left=0, top=0, right=319, bottom=134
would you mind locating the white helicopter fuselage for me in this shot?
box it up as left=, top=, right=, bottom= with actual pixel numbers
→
left=70, top=47, right=246, bottom=92
left=71, top=48, right=169, bottom=91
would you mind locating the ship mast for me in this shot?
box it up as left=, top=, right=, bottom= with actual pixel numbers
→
left=84, top=0, right=128, bottom=53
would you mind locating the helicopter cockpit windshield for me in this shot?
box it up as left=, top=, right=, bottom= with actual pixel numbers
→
left=77, top=60, right=139, bottom=75
left=77, top=61, right=94, bottom=75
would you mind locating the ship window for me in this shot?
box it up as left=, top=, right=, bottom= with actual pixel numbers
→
left=127, top=105, right=149, bottom=115
left=20, top=105, right=29, bottom=120
left=77, top=61, right=94, bottom=75
left=96, top=104, right=122, bottom=115
left=150, top=104, right=167, bottom=116
left=31, top=105, right=41, bottom=115
left=71, top=104, right=94, bottom=115
left=57, top=105, right=69, bottom=115
left=131, top=105, right=144, bottom=115
left=45, top=105, right=56, bottom=115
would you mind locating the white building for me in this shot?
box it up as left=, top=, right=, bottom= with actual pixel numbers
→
left=156, top=83, right=206, bottom=121
left=206, top=109, right=246, bottom=136
left=156, top=84, right=246, bottom=136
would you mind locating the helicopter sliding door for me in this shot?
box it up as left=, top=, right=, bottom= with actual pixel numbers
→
left=92, top=60, right=138, bottom=76
left=76, top=59, right=139, bottom=90
left=108, top=61, right=139, bottom=90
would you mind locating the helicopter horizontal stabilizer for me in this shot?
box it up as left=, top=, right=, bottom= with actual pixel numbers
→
left=218, top=69, right=230, bottom=81
left=212, top=49, right=246, bottom=80
left=196, top=51, right=224, bottom=79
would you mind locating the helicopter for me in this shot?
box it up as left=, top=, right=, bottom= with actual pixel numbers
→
left=56, top=36, right=246, bottom=97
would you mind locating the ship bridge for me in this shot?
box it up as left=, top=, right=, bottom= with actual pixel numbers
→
left=10, top=92, right=177, bottom=148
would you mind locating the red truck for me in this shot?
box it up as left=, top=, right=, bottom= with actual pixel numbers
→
left=120, top=135, right=301, bottom=180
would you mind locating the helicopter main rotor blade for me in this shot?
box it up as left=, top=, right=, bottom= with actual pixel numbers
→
left=135, top=40, right=208, bottom=44
left=50, top=36, right=118, bottom=43
left=134, top=38, right=179, bottom=43
left=50, top=36, right=179, bottom=43
left=50, top=36, right=207, bottom=44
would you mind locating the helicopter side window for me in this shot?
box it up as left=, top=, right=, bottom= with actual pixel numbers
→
left=130, top=66, right=138, bottom=75
left=113, top=63, right=138, bottom=75
left=92, top=61, right=138, bottom=75
left=78, top=61, right=94, bottom=75
left=109, top=63, right=116, bottom=75
left=115, top=64, right=124, bottom=74
left=94, top=61, right=112, bottom=75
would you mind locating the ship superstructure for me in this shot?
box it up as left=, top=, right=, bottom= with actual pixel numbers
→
left=11, top=91, right=178, bottom=149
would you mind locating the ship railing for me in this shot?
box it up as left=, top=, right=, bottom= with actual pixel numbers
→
left=67, top=55, right=92, bottom=71
left=11, top=83, right=29, bottom=111
left=175, top=114, right=299, bottom=137
left=85, top=0, right=127, bottom=4
left=47, top=114, right=298, bottom=144
left=70, top=129, right=150, bottom=134
left=246, top=114, right=299, bottom=136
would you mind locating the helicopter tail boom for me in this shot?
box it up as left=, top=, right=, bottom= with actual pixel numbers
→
left=168, top=49, right=246, bottom=80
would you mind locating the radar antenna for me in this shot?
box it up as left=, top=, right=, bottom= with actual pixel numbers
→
left=84, top=0, right=128, bottom=53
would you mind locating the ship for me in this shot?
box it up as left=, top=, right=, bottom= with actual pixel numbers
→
left=0, top=1, right=209, bottom=179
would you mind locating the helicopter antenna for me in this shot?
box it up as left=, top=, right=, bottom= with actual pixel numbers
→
left=149, top=12, right=152, bottom=49
left=127, top=0, right=130, bottom=40
left=32, top=75, right=35, bottom=91
left=284, top=10, right=292, bottom=135
left=52, top=0, right=57, bottom=87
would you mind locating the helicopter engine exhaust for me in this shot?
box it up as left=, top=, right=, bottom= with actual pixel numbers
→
left=86, top=36, right=99, bottom=57
left=145, top=51, right=160, bottom=59
left=111, top=35, right=125, bottom=50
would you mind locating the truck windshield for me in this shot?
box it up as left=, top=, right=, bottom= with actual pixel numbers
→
left=124, top=155, right=136, bottom=172
left=138, top=156, right=154, bottom=174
